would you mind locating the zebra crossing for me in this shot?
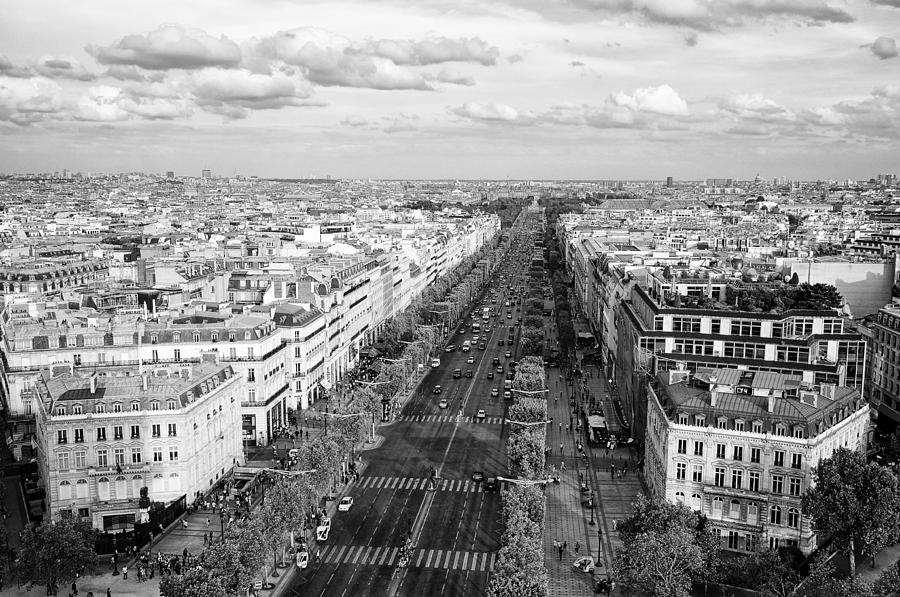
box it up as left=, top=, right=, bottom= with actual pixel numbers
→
left=320, top=544, right=495, bottom=572
left=398, top=414, right=504, bottom=425
left=355, top=476, right=488, bottom=493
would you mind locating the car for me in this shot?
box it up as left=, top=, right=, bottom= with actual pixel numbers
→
left=479, top=343, right=486, bottom=350
left=507, top=313, right=512, bottom=319
left=484, top=477, right=499, bottom=491
left=491, top=388, right=499, bottom=397
left=484, top=327, right=491, bottom=332
left=487, top=371, right=494, bottom=379
left=338, top=497, right=354, bottom=512
left=433, top=385, right=442, bottom=394
left=465, top=369, right=473, bottom=378
left=459, top=329, right=466, bottom=335
left=438, top=399, right=449, bottom=409
left=503, top=391, right=512, bottom=399
left=467, top=356, right=475, bottom=364
left=497, top=365, right=504, bottom=373
left=453, top=368, right=462, bottom=378
left=573, top=556, right=595, bottom=574
left=498, top=339, right=504, bottom=346
left=492, top=357, right=500, bottom=365
left=445, top=345, right=456, bottom=352
left=505, top=351, right=512, bottom=358
left=476, top=409, right=486, bottom=420
left=472, top=470, right=485, bottom=483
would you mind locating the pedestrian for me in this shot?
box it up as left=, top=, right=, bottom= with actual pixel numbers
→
left=575, top=541, right=580, bottom=555
left=107, top=590, right=112, bottom=597
left=623, top=463, right=629, bottom=478
left=563, top=540, right=568, bottom=553
left=122, top=566, right=127, bottom=580
left=206, top=518, right=210, bottom=529
left=559, top=442, right=563, bottom=454
left=557, top=543, right=563, bottom=561
left=561, top=461, right=566, bottom=472
left=610, top=463, right=616, bottom=478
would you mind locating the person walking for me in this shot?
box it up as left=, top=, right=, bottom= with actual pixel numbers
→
left=107, top=590, right=112, bottom=597
left=623, top=462, right=629, bottom=478
left=559, top=442, right=563, bottom=454
left=574, top=541, right=580, bottom=555
left=122, top=566, right=127, bottom=580
left=610, top=463, right=616, bottom=478
left=557, top=542, right=563, bottom=561
left=560, top=461, right=566, bottom=472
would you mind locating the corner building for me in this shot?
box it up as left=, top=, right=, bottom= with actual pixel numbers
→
left=645, top=367, right=869, bottom=554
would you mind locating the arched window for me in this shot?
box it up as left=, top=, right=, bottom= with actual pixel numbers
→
left=770, top=505, right=782, bottom=525
left=674, top=491, right=685, bottom=503
left=76, top=479, right=89, bottom=499
left=167, top=400, right=177, bottom=410
left=690, top=493, right=702, bottom=510
left=95, top=403, right=105, bottom=413
left=193, top=332, right=201, bottom=342
left=72, top=404, right=83, bottom=415
left=130, top=401, right=141, bottom=412
left=168, top=472, right=180, bottom=492
left=132, top=475, right=143, bottom=496
left=113, top=402, right=122, bottom=413
left=747, top=503, right=758, bottom=524
left=153, top=473, right=165, bottom=493
left=729, top=499, right=741, bottom=519
left=712, top=497, right=723, bottom=517
left=788, top=508, right=800, bottom=529
left=97, top=477, right=110, bottom=501
left=59, top=480, right=72, bottom=500
left=115, top=475, right=127, bottom=499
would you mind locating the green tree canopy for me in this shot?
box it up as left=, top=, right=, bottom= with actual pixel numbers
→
left=12, top=517, right=99, bottom=589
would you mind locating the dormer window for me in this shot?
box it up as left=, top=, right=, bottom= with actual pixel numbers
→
left=211, top=333, right=218, bottom=343
left=229, top=332, right=236, bottom=342
left=717, top=417, right=728, bottom=430
left=130, top=401, right=141, bottom=412
left=150, top=334, right=158, bottom=344
left=150, top=401, right=160, bottom=411
left=167, top=400, right=177, bottom=410
left=113, top=403, right=122, bottom=413
left=678, top=413, right=689, bottom=425
left=774, top=424, right=786, bottom=437
left=244, top=331, right=251, bottom=340
left=55, top=406, right=66, bottom=416
left=72, top=405, right=83, bottom=415
left=695, top=415, right=705, bottom=427
left=793, top=427, right=805, bottom=439
left=751, top=421, right=763, bottom=434
left=734, top=419, right=745, bottom=432
left=193, top=332, right=201, bottom=342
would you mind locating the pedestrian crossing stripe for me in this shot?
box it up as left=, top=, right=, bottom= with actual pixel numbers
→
left=398, top=415, right=504, bottom=425
left=355, top=476, right=492, bottom=493
left=320, top=544, right=495, bottom=571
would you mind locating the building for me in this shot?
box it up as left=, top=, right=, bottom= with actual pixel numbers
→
left=645, top=367, right=870, bottom=554
left=862, top=303, right=900, bottom=428
left=32, top=362, right=243, bottom=531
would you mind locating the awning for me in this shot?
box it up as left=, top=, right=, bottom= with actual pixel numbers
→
left=587, top=414, right=607, bottom=428
left=320, top=379, right=333, bottom=390
left=577, top=332, right=595, bottom=340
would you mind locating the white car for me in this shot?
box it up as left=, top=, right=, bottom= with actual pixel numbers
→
left=438, top=399, right=449, bottom=409
left=338, top=497, right=354, bottom=512
left=467, top=356, right=475, bottom=364
left=476, top=409, right=486, bottom=420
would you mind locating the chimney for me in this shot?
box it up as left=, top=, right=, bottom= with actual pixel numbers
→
left=141, top=371, right=149, bottom=391
left=767, top=390, right=776, bottom=413
left=709, top=376, right=718, bottom=407
left=89, top=373, right=97, bottom=394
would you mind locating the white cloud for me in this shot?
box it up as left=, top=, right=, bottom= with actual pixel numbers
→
left=452, top=102, right=519, bottom=121
left=0, top=75, right=62, bottom=124
left=74, top=86, right=130, bottom=121
left=33, top=56, right=95, bottom=81
left=368, top=37, right=499, bottom=66
left=86, top=24, right=242, bottom=70
left=188, top=68, right=319, bottom=117
left=611, top=84, right=688, bottom=116
left=871, top=36, right=898, bottom=60
left=720, top=93, right=795, bottom=122
left=429, top=69, right=476, bottom=86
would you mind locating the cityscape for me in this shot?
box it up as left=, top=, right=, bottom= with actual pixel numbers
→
left=2, top=2, right=900, bottom=597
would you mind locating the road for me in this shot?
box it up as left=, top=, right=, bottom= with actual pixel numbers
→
left=284, top=281, right=526, bottom=596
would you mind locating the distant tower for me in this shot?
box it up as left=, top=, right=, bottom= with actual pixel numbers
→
left=666, top=176, right=673, bottom=188
left=201, top=169, right=211, bottom=179
left=166, top=171, right=175, bottom=179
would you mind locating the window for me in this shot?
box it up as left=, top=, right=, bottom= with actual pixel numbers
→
left=749, top=471, right=760, bottom=492
left=733, top=446, right=743, bottom=461
left=734, top=420, right=745, bottom=432
left=131, top=401, right=140, bottom=412
left=712, top=497, right=723, bottom=516
left=193, top=332, right=201, bottom=342
left=692, top=465, right=703, bottom=483
left=710, top=318, right=721, bottom=334
left=152, top=424, right=161, bottom=438
left=694, top=441, right=704, bottom=456
left=774, top=424, right=786, bottom=437
left=717, top=418, right=728, bottom=430
left=674, top=491, right=685, bottom=503
left=731, top=469, right=743, bottom=489
left=57, top=452, right=70, bottom=469
left=59, top=480, right=72, bottom=500
left=97, top=449, right=108, bottom=468
left=793, top=427, right=805, bottom=439
left=676, top=462, right=687, bottom=480
left=169, top=446, right=179, bottom=461
left=769, top=537, right=781, bottom=550
left=788, top=508, right=800, bottom=529
left=695, top=415, right=705, bottom=427
left=750, top=447, right=761, bottom=464
left=167, top=400, right=177, bottom=410
left=791, top=453, right=802, bottom=469
left=78, top=507, right=89, bottom=518
left=57, top=429, right=67, bottom=444
left=113, top=426, right=123, bottom=440
left=730, top=499, right=741, bottom=519
left=114, top=448, right=125, bottom=465
left=74, top=428, right=84, bottom=443
left=774, top=450, right=785, bottom=467
left=167, top=423, right=177, bottom=437
left=727, top=531, right=740, bottom=550
left=174, top=349, right=181, bottom=362
left=74, top=451, right=85, bottom=468
left=691, top=493, right=701, bottom=509
left=789, top=478, right=802, bottom=497
left=716, top=443, right=726, bottom=459
left=151, top=349, right=159, bottom=363
left=130, top=448, right=142, bottom=464
left=153, top=448, right=163, bottom=462
left=151, top=401, right=160, bottom=411
left=248, top=368, right=256, bottom=382
left=714, top=467, right=725, bottom=487
left=130, top=425, right=140, bottom=439
left=248, top=389, right=256, bottom=402
left=771, top=475, right=784, bottom=494
left=770, top=505, right=782, bottom=525
left=745, top=534, right=757, bottom=552
left=113, top=403, right=122, bottom=413
left=677, top=439, right=687, bottom=454
left=747, top=504, right=758, bottom=524
left=678, top=414, right=689, bottom=425
left=56, top=406, right=66, bottom=416
left=751, top=421, right=763, bottom=434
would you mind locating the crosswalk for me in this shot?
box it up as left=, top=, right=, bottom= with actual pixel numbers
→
left=398, top=414, right=504, bottom=425
left=355, top=476, right=489, bottom=493
left=319, top=544, right=495, bottom=572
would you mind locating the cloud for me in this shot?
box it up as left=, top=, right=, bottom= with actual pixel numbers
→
left=86, top=25, right=242, bottom=70
left=611, top=84, right=688, bottom=116
left=33, top=56, right=95, bottom=81
left=383, top=121, right=417, bottom=133
left=870, top=0, right=900, bottom=6
left=340, top=115, right=370, bottom=127
left=871, top=36, right=898, bottom=59
left=368, top=37, right=498, bottom=66
left=684, top=32, right=699, bottom=46
left=256, top=28, right=434, bottom=90
left=452, top=101, right=519, bottom=121
left=0, top=56, right=34, bottom=78
left=0, top=75, right=62, bottom=124
left=570, top=60, right=585, bottom=67
left=506, top=54, right=524, bottom=63
left=188, top=68, right=319, bottom=117
left=719, top=93, right=795, bottom=122
left=429, top=69, right=476, bottom=86
left=558, top=0, right=854, bottom=31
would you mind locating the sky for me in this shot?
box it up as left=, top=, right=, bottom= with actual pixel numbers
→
left=1, top=0, right=899, bottom=180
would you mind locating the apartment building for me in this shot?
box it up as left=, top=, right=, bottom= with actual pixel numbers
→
left=32, top=362, right=243, bottom=531
left=274, top=303, right=327, bottom=410
left=645, top=367, right=869, bottom=554
left=862, top=303, right=900, bottom=427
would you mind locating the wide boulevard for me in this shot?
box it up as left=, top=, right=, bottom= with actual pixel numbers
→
left=285, top=251, right=529, bottom=597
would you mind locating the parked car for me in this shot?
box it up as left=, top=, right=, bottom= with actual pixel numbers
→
left=433, top=385, right=442, bottom=394
left=338, top=497, right=354, bottom=512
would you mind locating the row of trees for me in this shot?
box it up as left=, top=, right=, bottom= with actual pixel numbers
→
left=611, top=448, right=900, bottom=597
left=488, top=355, right=550, bottom=597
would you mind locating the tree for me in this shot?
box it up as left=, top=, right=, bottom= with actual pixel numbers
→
left=159, top=566, right=227, bottom=597
left=614, top=526, right=704, bottom=597
left=803, top=448, right=900, bottom=576
left=204, top=517, right=267, bottom=595
left=259, top=477, right=307, bottom=570
left=507, top=427, right=545, bottom=479
left=872, top=558, right=900, bottom=597
left=12, top=517, right=99, bottom=590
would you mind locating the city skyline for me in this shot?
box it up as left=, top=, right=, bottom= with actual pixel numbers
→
left=2, top=0, right=899, bottom=179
